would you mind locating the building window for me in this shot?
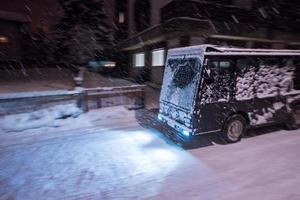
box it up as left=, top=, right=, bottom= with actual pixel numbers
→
left=118, top=12, right=125, bottom=23
left=134, top=0, right=150, bottom=32
left=0, top=36, right=8, bottom=43
left=152, top=49, right=165, bottom=66
left=133, top=53, right=145, bottom=67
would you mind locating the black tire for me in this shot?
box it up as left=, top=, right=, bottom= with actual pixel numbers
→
left=222, top=114, right=247, bottom=143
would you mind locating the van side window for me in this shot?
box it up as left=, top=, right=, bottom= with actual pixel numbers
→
left=219, top=61, right=231, bottom=75
left=207, top=59, right=233, bottom=101
left=236, top=57, right=256, bottom=75
left=210, top=61, right=218, bottom=73
left=208, top=60, right=232, bottom=74
left=219, top=61, right=231, bottom=69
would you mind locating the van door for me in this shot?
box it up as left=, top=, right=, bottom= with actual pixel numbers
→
left=199, top=57, right=235, bottom=132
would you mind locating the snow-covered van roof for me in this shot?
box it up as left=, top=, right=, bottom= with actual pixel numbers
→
left=167, top=45, right=300, bottom=56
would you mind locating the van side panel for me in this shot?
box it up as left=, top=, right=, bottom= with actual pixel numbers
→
left=193, top=55, right=300, bottom=135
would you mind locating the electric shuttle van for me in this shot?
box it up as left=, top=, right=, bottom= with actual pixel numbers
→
left=158, top=45, right=300, bottom=143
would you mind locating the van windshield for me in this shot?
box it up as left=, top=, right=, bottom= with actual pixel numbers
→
left=160, top=56, right=203, bottom=111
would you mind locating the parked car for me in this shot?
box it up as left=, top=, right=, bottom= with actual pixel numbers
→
left=88, top=60, right=116, bottom=73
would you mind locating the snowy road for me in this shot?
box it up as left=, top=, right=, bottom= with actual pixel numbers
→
left=0, top=108, right=300, bottom=200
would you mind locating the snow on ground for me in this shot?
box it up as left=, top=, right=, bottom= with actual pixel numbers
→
left=0, top=104, right=83, bottom=133
left=0, top=107, right=300, bottom=200
left=0, top=105, right=135, bottom=134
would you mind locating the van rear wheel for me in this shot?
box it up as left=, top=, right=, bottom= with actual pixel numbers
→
left=222, top=114, right=247, bottom=143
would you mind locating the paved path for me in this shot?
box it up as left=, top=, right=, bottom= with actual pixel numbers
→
left=0, top=68, right=75, bottom=93
left=0, top=109, right=300, bottom=200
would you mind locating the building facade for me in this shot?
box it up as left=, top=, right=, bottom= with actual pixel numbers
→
left=116, top=0, right=300, bottom=86
left=0, top=0, right=118, bottom=62
left=0, top=0, right=62, bottom=33
left=0, top=11, right=30, bottom=60
left=0, top=0, right=62, bottom=61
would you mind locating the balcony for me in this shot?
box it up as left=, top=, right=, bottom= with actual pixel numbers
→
left=160, top=0, right=300, bottom=32
left=160, top=0, right=252, bottom=24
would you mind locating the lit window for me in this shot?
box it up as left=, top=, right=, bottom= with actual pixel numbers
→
left=119, top=12, right=125, bottom=23
left=152, top=49, right=165, bottom=66
left=0, top=36, right=8, bottom=43
left=133, top=53, right=145, bottom=67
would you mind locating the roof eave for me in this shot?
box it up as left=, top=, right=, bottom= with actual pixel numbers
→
left=117, top=17, right=213, bottom=51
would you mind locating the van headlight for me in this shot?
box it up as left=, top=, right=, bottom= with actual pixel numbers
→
left=158, top=114, right=163, bottom=121
left=182, top=130, right=191, bottom=137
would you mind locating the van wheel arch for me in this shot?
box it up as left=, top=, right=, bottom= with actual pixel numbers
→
left=236, top=111, right=250, bottom=126
left=224, top=111, right=250, bottom=127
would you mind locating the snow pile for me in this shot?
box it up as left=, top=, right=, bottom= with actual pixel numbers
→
left=0, top=104, right=83, bottom=132
left=202, top=63, right=297, bottom=103
left=249, top=101, right=291, bottom=126
left=236, top=65, right=295, bottom=100
left=273, top=102, right=285, bottom=110
left=249, top=107, right=276, bottom=125
left=0, top=105, right=137, bottom=134
left=201, top=78, right=232, bottom=104
left=236, top=66, right=256, bottom=100
left=200, top=83, right=214, bottom=104
left=256, top=65, right=294, bottom=98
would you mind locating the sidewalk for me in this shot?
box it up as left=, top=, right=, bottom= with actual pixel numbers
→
left=83, top=71, right=136, bottom=88
left=0, top=67, right=138, bottom=93
left=0, top=67, right=76, bottom=93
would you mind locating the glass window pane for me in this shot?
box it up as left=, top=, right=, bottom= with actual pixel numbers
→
left=119, top=12, right=125, bottom=23
left=0, top=36, right=8, bottom=43
left=219, top=61, right=231, bottom=69
left=134, top=53, right=145, bottom=67
left=152, top=49, right=165, bottom=66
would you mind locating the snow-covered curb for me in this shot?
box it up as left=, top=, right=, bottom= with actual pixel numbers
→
left=0, top=104, right=83, bottom=132
left=0, top=90, right=81, bottom=100
left=0, top=105, right=137, bottom=134
left=0, top=85, right=145, bottom=100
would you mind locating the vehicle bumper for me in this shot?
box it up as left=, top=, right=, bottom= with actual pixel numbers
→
left=158, top=113, right=193, bottom=138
